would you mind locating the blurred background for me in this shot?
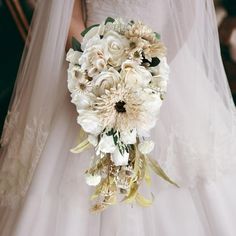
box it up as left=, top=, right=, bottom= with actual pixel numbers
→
left=0, top=0, right=236, bottom=135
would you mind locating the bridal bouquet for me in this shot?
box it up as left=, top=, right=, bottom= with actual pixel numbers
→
left=66, top=17, right=178, bottom=212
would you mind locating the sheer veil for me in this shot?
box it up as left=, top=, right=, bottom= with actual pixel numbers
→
left=0, top=0, right=75, bottom=206
left=0, top=0, right=236, bottom=208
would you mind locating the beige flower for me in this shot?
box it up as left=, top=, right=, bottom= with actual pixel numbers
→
left=94, top=83, right=142, bottom=132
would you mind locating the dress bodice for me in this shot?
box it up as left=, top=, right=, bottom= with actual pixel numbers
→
left=84, top=0, right=169, bottom=34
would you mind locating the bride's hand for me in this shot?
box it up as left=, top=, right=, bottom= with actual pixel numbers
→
left=66, top=0, right=85, bottom=51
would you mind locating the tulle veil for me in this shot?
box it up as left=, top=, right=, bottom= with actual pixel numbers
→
left=0, top=0, right=236, bottom=208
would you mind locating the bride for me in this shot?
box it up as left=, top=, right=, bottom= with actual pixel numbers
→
left=0, top=0, right=236, bottom=235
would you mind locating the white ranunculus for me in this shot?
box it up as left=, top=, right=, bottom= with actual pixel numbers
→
left=138, top=140, right=155, bottom=154
left=103, top=30, right=129, bottom=67
left=93, top=68, right=120, bottom=96
left=85, top=173, right=101, bottom=186
left=141, top=88, right=163, bottom=115
left=71, top=93, right=94, bottom=110
left=66, top=48, right=82, bottom=64
left=77, top=110, right=103, bottom=135
left=150, top=57, right=169, bottom=91
left=87, top=134, right=98, bottom=146
left=159, top=57, right=170, bottom=81
left=97, top=134, right=116, bottom=153
left=79, top=42, right=107, bottom=77
left=121, top=60, right=152, bottom=87
left=81, top=24, right=106, bottom=50
left=120, top=129, right=137, bottom=144
left=111, top=148, right=129, bottom=166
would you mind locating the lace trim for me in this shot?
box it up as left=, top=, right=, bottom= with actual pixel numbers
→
left=0, top=111, right=48, bottom=207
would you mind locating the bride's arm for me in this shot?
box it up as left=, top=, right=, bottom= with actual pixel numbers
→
left=66, top=0, right=85, bottom=50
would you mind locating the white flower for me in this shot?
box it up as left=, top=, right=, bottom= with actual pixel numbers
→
left=79, top=42, right=107, bottom=77
left=66, top=48, right=82, bottom=64
left=93, top=68, right=120, bottom=96
left=103, top=30, right=129, bottom=67
left=81, top=24, right=105, bottom=50
left=120, top=129, right=137, bottom=144
left=150, top=57, right=169, bottom=91
left=77, top=110, right=103, bottom=135
left=138, top=140, right=155, bottom=154
left=121, top=60, right=152, bottom=87
left=87, top=134, right=98, bottom=146
left=97, top=134, right=116, bottom=154
left=85, top=173, right=101, bottom=186
left=71, top=93, right=94, bottom=110
left=111, top=148, right=129, bottom=166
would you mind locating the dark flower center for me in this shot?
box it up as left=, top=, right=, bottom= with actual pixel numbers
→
left=115, top=101, right=126, bottom=113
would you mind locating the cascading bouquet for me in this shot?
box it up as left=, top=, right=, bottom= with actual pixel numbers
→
left=66, top=17, right=178, bottom=212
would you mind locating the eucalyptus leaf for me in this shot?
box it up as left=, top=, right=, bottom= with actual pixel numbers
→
left=70, top=139, right=91, bottom=153
left=136, top=193, right=153, bottom=207
left=105, top=17, right=115, bottom=24
left=81, top=24, right=99, bottom=37
left=72, top=37, right=82, bottom=52
left=154, top=32, right=161, bottom=40
left=147, top=156, right=179, bottom=187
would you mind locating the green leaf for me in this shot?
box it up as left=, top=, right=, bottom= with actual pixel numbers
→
left=81, top=24, right=99, bottom=37
left=147, top=156, right=179, bottom=187
left=149, top=57, right=160, bottom=67
left=113, top=135, right=118, bottom=145
left=105, top=17, right=115, bottom=24
left=154, top=32, right=161, bottom=40
left=72, top=37, right=82, bottom=52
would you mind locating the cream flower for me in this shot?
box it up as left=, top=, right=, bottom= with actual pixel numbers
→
left=85, top=173, right=101, bottom=186
left=103, top=30, right=129, bottom=67
left=93, top=67, right=120, bottom=96
left=77, top=110, right=104, bottom=135
left=138, top=140, right=155, bottom=154
left=66, top=48, right=82, bottom=64
left=68, top=70, right=93, bottom=95
left=120, top=129, right=137, bottom=144
left=81, top=23, right=105, bottom=50
left=150, top=57, right=170, bottom=92
left=121, top=60, right=152, bottom=87
left=79, top=39, right=107, bottom=77
left=97, top=134, right=116, bottom=154
left=143, top=41, right=167, bottom=61
left=94, top=83, right=143, bottom=132
left=111, top=147, right=129, bottom=166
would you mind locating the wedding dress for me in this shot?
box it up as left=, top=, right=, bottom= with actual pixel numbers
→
left=0, top=0, right=236, bottom=235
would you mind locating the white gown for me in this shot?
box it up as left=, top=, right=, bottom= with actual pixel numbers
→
left=1, top=0, right=236, bottom=235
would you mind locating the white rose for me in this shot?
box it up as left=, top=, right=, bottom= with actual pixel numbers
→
left=93, top=68, right=120, bottom=95
left=81, top=24, right=105, bottom=50
left=111, top=148, right=129, bottom=166
left=150, top=57, right=169, bottom=91
left=77, top=110, right=103, bottom=135
left=71, top=93, right=94, bottom=110
left=66, top=48, right=82, bottom=64
left=141, top=88, right=163, bottom=115
left=79, top=43, right=107, bottom=77
left=120, top=129, right=137, bottom=144
left=121, top=60, right=152, bottom=87
left=138, top=140, right=155, bottom=154
left=97, top=134, right=116, bottom=154
left=85, top=173, right=101, bottom=186
left=103, top=30, right=129, bottom=67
